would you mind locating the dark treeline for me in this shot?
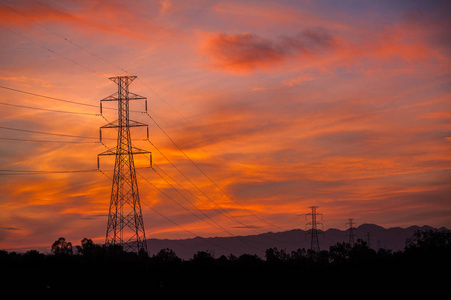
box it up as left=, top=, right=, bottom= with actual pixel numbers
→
left=1, top=229, right=450, bottom=297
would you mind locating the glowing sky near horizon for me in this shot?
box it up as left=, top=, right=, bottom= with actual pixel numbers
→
left=0, top=0, right=450, bottom=251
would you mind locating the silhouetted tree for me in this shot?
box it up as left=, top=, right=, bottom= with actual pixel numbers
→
left=237, top=253, right=263, bottom=269
left=192, top=250, right=215, bottom=266
left=24, top=249, right=41, bottom=257
left=152, top=248, right=181, bottom=265
left=348, top=239, right=376, bottom=265
left=404, top=229, right=451, bottom=271
left=51, top=237, right=73, bottom=255
left=317, top=250, right=329, bottom=266
left=23, top=249, right=45, bottom=264
left=228, top=253, right=238, bottom=261
left=75, top=238, right=108, bottom=259
left=216, top=254, right=229, bottom=266
left=329, top=242, right=352, bottom=264
left=265, top=247, right=289, bottom=264
left=104, top=244, right=124, bottom=256
left=290, top=248, right=307, bottom=261
left=307, top=249, right=329, bottom=264
left=0, top=249, right=8, bottom=258
left=75, top=238, right=94, bottom=255
left=405, top=229, right=451, bottom=252
left=138, top=248, right=149, bottom=259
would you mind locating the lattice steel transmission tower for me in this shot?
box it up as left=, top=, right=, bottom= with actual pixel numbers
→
left=305, top=206, right=323, bottom=252
left=97, top=75, right=151, bottom=253
left=346, top=218, right=356, bottom=245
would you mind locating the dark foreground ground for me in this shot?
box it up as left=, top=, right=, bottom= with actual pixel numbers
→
left=1, top=230, right=450, bottom=298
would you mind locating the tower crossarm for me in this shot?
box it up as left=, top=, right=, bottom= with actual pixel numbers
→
left=97, top=147, right=152, bottom=169
left=101, top=119, right=148, bottom=129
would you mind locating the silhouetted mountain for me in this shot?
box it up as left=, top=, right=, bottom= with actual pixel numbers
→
left=146, top=224, right=441, bottom=259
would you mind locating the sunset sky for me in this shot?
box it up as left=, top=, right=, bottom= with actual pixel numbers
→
left=0, top=0, right=450, bottom=252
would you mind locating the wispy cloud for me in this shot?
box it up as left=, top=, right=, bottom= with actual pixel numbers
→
left=0, top=227, right=20, bottom=231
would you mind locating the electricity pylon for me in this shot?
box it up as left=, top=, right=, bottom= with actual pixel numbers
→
left=346, top=218, right=356, bottom=245
left=97, top=75, right=151, bottom=253
left=305, top=206, right=323, bottom=252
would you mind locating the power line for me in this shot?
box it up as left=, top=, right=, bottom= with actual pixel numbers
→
left=0, top=23, right=108, bottom=79
left=135, top=77, right=195, bottom=129
left=146, top=204, right=237, bottom=255
left=99, top=111, right=245, bottom=242
left=152, top=165, right=257, bottom=244
left=0, top=169, right=99, bottom=175
left=137, top=169, right=263, bottom=253
left=0, top=5, right=290, bottom=236
left=0, top=125, right=104, bottom=140
left=0, top=101, right=99, bottom=116
left=101, top=137, right=243, bottom=252
left=148, top=139, right=246, bottom=223
left=143, top=168, right=229, bottom=234
left=146, top=138, right=286, bottom=241
left=0, top=137, right=97, bottom=143
left=1, top=2, right=189, bottom=127
left=0, top=2, right=130, bottom=75
left=117, top=136, right=285, bottom=244
left=0, top=85, right=143, bottom=113
left=99, top=119, right=272, bottom=246
left=0, top=166, right=152, bottom=176
left=3, top=2, right=249, bottom=225
left=0, top=125, right=149, bottom=142
left=97, top=169, right=237, bottom=254
left=145, top=112, right=289, bottom=231
left=1, top=87, right=285, bottom=242
left=0, top=126, right=149, bottom=143
left=0, top=85, right=98, bottom=109
left=1, top=76, right=287, bottom=238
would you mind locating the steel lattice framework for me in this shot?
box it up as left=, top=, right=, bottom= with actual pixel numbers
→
left=98, top=75, right=151, bottom=253
left=346, top=218, right=356, bottom=245
left=305, top=206, right=323, bottom=252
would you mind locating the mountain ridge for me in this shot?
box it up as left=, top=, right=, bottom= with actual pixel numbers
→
left=145, top=224, right=445, bottom=259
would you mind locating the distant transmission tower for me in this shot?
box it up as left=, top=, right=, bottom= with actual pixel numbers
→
left=346, top=218, right=356, bottom=245
left=305, top=206, right=323, bottom=252
left=366, top=232, right=371, bottom=249
left=97, top=75, right=151, bottom=253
